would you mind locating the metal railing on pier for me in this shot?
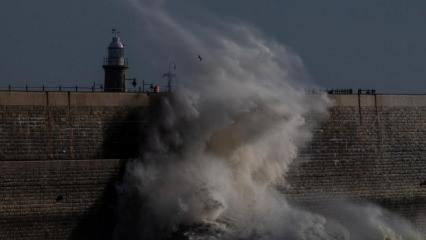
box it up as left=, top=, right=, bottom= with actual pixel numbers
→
left=307, top=88, right=426, bottom=95
left=0, top=84, right=171, bottom=93
left=1, top=85, right=425, bottom=95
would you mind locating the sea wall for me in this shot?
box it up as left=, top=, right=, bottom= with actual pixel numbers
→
left=286, top=94, right=426, bottom=230
left=0, top=92, right=151, bottom=160
left=0, top=159, right=122, bottom=239
left=0, top=92, right=153, bottom=239
left=0, top=92, right=425, bottom=239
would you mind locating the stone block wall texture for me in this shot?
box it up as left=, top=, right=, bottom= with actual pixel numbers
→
left=285, top=94, right=426, bottom=232
left=0, top=92, right=152, bottom=239
left=0, top=92, right=151, bottom=160
left=0, top=92, right=425, bottom=238
left=0, top=159, right=123, bottom=240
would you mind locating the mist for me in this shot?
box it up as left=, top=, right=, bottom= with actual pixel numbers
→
left=113, top=1, right=423, bottom=239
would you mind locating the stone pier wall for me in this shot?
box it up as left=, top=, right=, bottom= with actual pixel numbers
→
left=0, top=92, right=425, bottom=239
left=0, top=92, right=151, bottom=160
left=0, top=159, right=123, bottom=240
left=286, top=94, right=426, bottom=231
left=0, top=92, right=151, bottom=239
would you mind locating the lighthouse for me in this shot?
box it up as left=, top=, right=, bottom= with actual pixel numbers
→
left=103, top=29, right=128, bottom=92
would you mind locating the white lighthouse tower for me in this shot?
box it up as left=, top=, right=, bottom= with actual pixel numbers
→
left=103, top=29, right=128, bottom=92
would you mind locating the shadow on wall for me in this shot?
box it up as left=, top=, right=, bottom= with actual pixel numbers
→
left=107, top=95, right=177, bottom=240
left=68, top=161, right=125, bottom=240
left=68, top=98, right=159, bottom=239
left=102, top=107, right=148, bottom=159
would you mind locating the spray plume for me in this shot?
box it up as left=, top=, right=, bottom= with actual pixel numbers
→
left=113, top=1, right=423, bottom=239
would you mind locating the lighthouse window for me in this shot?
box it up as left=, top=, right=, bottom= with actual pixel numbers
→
left=109, top=48, right=124, bottom=58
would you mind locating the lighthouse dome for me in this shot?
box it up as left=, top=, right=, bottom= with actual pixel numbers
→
left=109, top=36, right=124, bottom=49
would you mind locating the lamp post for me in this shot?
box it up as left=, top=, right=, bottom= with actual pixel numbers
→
left=162, top=61, right=176, bottom=92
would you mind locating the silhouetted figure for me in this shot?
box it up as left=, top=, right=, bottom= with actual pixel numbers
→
left=198, top=55, right=203, bottom=61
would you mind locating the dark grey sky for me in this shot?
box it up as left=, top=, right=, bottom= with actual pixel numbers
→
left=0, top=0, right=425, bottom=91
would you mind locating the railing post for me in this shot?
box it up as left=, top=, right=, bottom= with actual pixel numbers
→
left=142, top=80, right=145, bottom=92
left=8, top=85, right=11, bottom=91
left=75, top=86, right=78, bottom=92
left=42, top=85, right=45, bottom=91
